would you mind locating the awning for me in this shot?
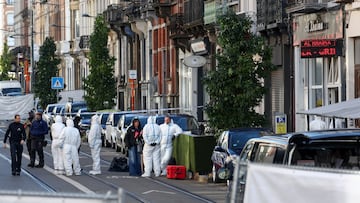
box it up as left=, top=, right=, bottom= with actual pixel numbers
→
left=297, top=98, right=360, bottom=119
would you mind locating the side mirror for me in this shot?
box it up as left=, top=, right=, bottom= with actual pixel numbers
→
left=214, top=146, right=226, bottom=153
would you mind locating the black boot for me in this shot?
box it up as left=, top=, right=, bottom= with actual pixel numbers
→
left=28, top=162, right=34, bottom=167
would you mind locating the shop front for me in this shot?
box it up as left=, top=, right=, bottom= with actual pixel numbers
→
left=293, top=8, right=345, bottom=131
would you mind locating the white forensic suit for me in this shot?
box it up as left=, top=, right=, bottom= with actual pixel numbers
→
left=59, top=119, right=82, bottom=176
left=309, top=116, right=326, bottom=131
left=159, top=120, right=182, bottom=175
left=51, top=115, right=65, bottom=174
left=142, top=116, right=162, bottom=177
left=88, top=115, right=102, bottom=175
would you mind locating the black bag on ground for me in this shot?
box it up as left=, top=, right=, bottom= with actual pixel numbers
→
left=168, top=157, right=176, bottom=165
left=108, top=157, right=129, bottom=172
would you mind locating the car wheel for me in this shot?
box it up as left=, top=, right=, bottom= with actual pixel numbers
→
left=212, top=165, right=220, bottom=183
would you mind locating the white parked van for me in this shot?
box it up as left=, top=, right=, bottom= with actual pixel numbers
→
left=0, top=80, right=23, bottom=96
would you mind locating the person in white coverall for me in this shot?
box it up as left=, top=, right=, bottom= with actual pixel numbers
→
left=309, top=116, right=327, bottom=131
left=141, top=116, right=162, bottom=177
left=59, top=119, right=81, bottom=176
left=88, top=115, right=102, bottom=175
left=159, top=115, right=182, bottom=176
left=51, top=115, right=65, bottom=175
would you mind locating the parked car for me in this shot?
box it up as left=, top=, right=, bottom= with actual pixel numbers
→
left=169, top=114, right=200, bottom=135
left=227, top=129, right=360, bottom=202
left=211, top=128, right=272, bottom=183
left=99, top=112, right=110, bottom=147
left=105, top=112, right=126, bottom=148
left=78, top=112, right=97, bottom=138
left=64, top=101, right=87, bottom=118
left=44, top=103, right=57, bottom=126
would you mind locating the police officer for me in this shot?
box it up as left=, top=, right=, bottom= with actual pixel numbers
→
left=29, top=111, right=48, bottom=168
left=3, top=114, right=26, bottom=176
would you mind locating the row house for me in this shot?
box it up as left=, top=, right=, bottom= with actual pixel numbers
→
left=287, top=0, right=351, bottom=131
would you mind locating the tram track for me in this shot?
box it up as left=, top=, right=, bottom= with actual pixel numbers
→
left=0, top=151, right=57, bottom=193
left=0, top=130, right=217, bottom=202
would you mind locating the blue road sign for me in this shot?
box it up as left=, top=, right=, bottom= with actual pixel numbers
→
left=51, top=77, right=64, bottom=89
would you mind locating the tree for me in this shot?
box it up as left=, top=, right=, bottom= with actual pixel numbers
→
left=34, top=37, right=61, bottom=109
left=203, top=11, right=276, bottom=131
left=83, top=15, right=116, bottom=111
left=0, top=43, right=14, bottom=80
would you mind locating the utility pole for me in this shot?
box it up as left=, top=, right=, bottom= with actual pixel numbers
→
left=30, top=0, right=35, bottom=92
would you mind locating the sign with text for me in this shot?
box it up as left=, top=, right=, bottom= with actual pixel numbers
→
left=275, top=114, right=287, bottom=134
left=300, top=39, right=343, bottom=58
left=293, top=10, right=343, bottom=46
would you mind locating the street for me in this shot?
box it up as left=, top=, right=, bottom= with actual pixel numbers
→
left=0, top=121, right=227, bottom=203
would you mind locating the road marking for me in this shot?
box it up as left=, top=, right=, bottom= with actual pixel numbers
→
left=106, top=175, right=139, bottom=179
left=142, top=190, right=176, bottom=195
left=0, top=153, right=55, bottom=192
left=23, top=149, right=95, bottom=194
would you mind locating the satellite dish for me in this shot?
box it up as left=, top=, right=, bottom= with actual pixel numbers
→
left=183, top=55, right=206, bottom=68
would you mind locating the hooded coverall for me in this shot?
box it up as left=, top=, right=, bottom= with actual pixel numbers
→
left=159, top=120, right=182, bottom=175
left=142, top=116, right=162, bottom=177
left=88, top=115, right=102, bottom=175
left=59, top=119, right=81, bottom=176
left=309, top=116, right=326, bottom=131
left=51, top=115, right=65, bottom=174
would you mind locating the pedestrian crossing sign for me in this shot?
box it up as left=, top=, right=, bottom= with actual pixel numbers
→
left=51, top=77, right=64, bottom=89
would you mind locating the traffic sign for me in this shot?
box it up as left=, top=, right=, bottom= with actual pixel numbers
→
left=129, top=70, right=137, bottom=80
left=51, top=77, right=64, bottom=89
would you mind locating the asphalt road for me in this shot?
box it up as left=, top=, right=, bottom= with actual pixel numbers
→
left=0, top=120, right=228, bottom=203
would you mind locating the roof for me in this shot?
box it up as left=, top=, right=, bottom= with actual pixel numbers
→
left=286, top=129, right=360, bottom=140
left=297, top=98, right=360, bottom=119
left=250, top=129, right=360, bottom=146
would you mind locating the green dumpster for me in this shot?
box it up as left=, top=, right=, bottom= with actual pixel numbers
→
left=172, top=134, right=216, bottom=175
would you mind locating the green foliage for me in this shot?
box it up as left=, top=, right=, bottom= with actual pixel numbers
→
left=34, top=37, right=61, bottom=109
left=203, top=11, right=276, bottom=131
left=83, top=15, right=116, bottom=111
left=0, top=43, right=14, bottom=80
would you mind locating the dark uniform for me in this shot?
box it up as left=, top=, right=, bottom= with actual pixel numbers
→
left=3, top=121, right=26, bottom=175
left=29, top=113, right=48, bottom=168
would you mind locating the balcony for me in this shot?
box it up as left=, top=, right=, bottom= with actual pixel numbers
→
left=204, top=0, right=221, bottom=26
left=257, top=0, right=288, bottom=33
left=79, top=35, right=90, bottom=50
left=184, top=0, right=204, bottom=25
left=70, top=38, right=81, bottom=53
left=286, top=0, right=328, bottom=14
left=153, top=0, right=175, bottom=18
left=103, top=4, right=127, bottom=25
left=56, top=41, right=70, bottom=55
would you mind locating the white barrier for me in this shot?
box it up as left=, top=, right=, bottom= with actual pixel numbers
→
left=244, top=163, right=360, bottom=203
left=0, top=189, right=123, bottom=203
left=0, top=94, right=34, bottom=120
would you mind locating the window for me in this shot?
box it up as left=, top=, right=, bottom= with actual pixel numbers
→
left=6, top=13, right=14, bottom=26
left=6, top=0, right=14, bottom=5
left=254, top=144, right=285, bottom=164
left=240, top=142, right=254, bottom=162
left=7, top=36, right=14, bottom=47
left=221, top=132, right=229, bottom=150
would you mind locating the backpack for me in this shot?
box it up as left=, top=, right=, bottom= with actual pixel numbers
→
left=108, top=157, right=129, bottom=172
